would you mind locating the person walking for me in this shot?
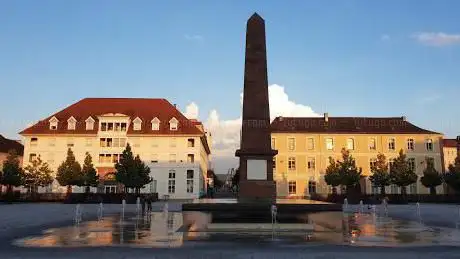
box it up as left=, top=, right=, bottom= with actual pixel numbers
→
left=147, top=195, right=152, bottom=212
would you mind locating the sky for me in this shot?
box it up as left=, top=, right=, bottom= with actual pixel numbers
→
left=1, top=0, right=459, bottom=174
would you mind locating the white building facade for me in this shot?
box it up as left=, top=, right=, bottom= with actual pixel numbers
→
left=20, top=98, right=211, bottom=199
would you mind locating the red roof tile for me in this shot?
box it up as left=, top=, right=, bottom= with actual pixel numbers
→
left=0, top=135, right=24, bottom=155
left=271, top=116, right=441, bottom=134
left=443, top=139, right=458, bottom=148
left=20, top=98, right=205, bottom=136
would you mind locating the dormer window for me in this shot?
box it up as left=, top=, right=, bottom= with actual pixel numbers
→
left=169, top=117, right=178, bottom=131
left=67, top=116, right=77, bottom=130
left=151, top=117, right=160, bottom=131
left=133, top=117, right=142, bottom=131
left=85, top=116, right=95, bottom=130
left=49, top=116, right=59, bottom=130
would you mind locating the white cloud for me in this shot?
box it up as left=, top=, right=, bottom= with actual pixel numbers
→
left=184, top=34, right=204, bottom=42
left=184, top=102, right=199, bottom=119
left=412, top=32, right=460, bottom=46
left=380, top=34, right=390, bottom=41
left=184, top=84, right=320, bottom=174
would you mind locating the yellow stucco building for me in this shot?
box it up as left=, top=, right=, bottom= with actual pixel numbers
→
left=271, top=114, right=444, bottom=197
left=442, top=139, right=458, bottom=171
left=19, top=98, right=211, bottom=199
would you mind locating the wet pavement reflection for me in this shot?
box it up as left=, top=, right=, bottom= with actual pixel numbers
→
left=13, top=211, right=460, bottom=248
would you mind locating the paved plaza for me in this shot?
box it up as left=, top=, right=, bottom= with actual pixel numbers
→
left=1, top=202, right=460, bottom=258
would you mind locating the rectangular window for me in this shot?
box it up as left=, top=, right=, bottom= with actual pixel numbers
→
left=187, top=138, right=195, bottom=148
left=307, top=157, right=315, bottom=170
left=112, top=154, right=119, bottom=163
left=121, top=123, right=127, bottom=132
left=170, top=122, right=178, bottom=131
left=47, top=152, right=54, bottom=165
left=152, top=122, right=160, bottom=131
left=151, top=154, right=158, bottom=163
left=426, top=139, right=433, bottom=151
left=29, top=153, right=37, bottom=162
left=169, top=154, right=176, bottom=163
left=288, top=137, right=295, bottom=151
left=347, top=138, right=355, bottom=150
left=307, top=138, right=314, bottom=150
left=407, top=138, right=415, bottom=151
left=369, top=138, right=376, bottom=150
left=132, top=138, right=140, bottom=148
left=170, top=138, right=177, bottom=148
left=408, top=158, right=416, bottom=172
left=288, top=181, right=297, bottom=195
left=187, top=154, right=195, bottom=163
left=101, top=122, right=107, bottom=131
left=105, top=154, right=111, bottom=163
left=370, top=158, right=377, bottom=170
left=107, top=123, right=114, bottom=131
left=168, top=180, right=176, bottom=194
left=389, top=159, right=395, bottom=172
left=168, top=170, right=176, bottom=194
left=114, top=123, right=121, bottom=131
left=99, top=154, right=104, bottom=163
left=426, top=157, right=435, bottom=168
left=388, top=138, right=396, bottom=151
left=273, top=157, right=276, bottom=173
left=30, top=137, right=38, bottom=146
left=271, top=138, right=276, bottom=149
left=326, top=138, right=334, bottom=150
left=187, top=170, right=194, bottom=193
left=113, top=138, right=119, bottom=147
left=100, top=138, right=106, bottom=147
left=107, top=138, right=113, bottom=147
left=288, top=157, right=296, bottom=171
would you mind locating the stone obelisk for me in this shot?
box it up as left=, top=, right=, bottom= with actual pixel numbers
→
left=235, top=13, right=277, bottom=202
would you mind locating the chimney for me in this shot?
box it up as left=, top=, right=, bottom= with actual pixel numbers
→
left=402, top=116, right=407, bottom=121
left=324, top=113, right=329, bottom=122
left=279, top=116, right=284, bottom=121
left=173, top=104, right=177, bottom=108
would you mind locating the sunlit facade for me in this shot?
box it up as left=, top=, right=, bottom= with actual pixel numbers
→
left=19, top=98, right=211, bottom=199
left=271, top=114, right=444, bottom=197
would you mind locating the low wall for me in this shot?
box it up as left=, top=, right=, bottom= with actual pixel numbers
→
left=0, top=192, right=159, bottom=204
left=310, top=193, right=460, bottom=204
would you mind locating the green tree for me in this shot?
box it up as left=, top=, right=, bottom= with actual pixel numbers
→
left=56, top=148, right=83, bottom=194
left=389, top=149, right=418, bottom=195
left=133, top=154, right=152, bottom=194
left=115, top=144, right=152, bottom=193
left=1, top=149, right=23, bottom=195
left=338, top=148, right=362, bottom=194
left=23, top=155, right=53, bottom=193
left=444, top=152, right=460, bottom=193
left=81, top=152, right=99, bottom=193
left=420, top=157, right=442, bottom=195
left=115, top=143, right=135, bottom=192
left=324, top=157, right=341, bottom=194
left=369, top=153, right=391, bottom=195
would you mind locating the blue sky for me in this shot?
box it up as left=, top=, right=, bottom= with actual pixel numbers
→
left=1, top=0, right=459, bottom=142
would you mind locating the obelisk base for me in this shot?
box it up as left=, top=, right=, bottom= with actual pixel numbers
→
left=238, top=180, right=276, bottom=203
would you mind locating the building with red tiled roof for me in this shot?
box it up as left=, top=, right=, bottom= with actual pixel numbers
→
left=19, top=98, right=211, bottom=198
left=270, top=113, right=445, bottom=196
left=0, top=135, right=24, bottom=170
left=442, top=138, right=459, bottom=172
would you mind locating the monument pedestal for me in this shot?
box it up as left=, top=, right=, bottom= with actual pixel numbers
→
left=238, top=180, right=276, bottom=203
